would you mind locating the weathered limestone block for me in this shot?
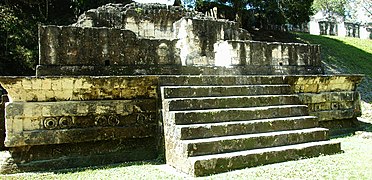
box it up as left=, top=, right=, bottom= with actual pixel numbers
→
left=299, top=91, right=356, bottom=104
left=214, top=40, right=247, bottom=66
left=5, top=100, right=157, bottom=147
left=285, top=75, right=363, bottom=129
left=250, top=41, right=268, bottom=66
left=295, top=44, right=310, bottom=66
left=212, top=40, right=322, bottom=74
left=0, top=76, right=159, bottom=148
left=39, top=25, right=180, bottom=67
left=0, top=76, right=158, bottom=102
left=298, top=91, right=361, bottom=121
left=38, top=3, right=326, bottom=76
left=268, top=42, right=285, bottom=66
left=0, top=76, right=161, bottom=173
left=174, top=18, right=251, bottom=66
left=73, top=2, right=203, bottom=39
left=287, top=75, right=363, bottom=93
left=0, top=138, right=157, bottom=174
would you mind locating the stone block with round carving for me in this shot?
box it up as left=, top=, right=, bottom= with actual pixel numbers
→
left=0, top=76, right=159, bottom=149
left=4, top=99, right=157, bottom=147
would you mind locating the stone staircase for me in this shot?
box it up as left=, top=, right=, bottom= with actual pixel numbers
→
left=160, top=76, right=341, bottom=177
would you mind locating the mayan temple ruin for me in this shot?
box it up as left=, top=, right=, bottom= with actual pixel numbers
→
left=0, top=2, right=364, bottom=176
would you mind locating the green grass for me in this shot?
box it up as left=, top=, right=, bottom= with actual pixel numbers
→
left=295, top=33, right=372, bottom=76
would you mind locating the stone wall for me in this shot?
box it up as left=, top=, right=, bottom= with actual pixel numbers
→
left=213, top=40, right=322, bottom=74
left=73, top=3, right=203, bottom=39
left=174, top=18, right=251, bottom=66
left=37, top=23, right=321, bottom=76
left=36, top=2, right=326, bottom=76
left=0, top=76, right=160, bottom=173
left=38, top=25, right=179, bottom=67
left=286, top=75, right=363, bottom=132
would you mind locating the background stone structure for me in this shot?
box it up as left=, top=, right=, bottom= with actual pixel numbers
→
left=37, top=2, right=323, bottom=76
left=72, top=3, right=202, bottom=39
left=37, top=25, right=321, bottom=76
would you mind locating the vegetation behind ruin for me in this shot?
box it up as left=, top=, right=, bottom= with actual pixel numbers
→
left=0, top=0, right=316, bottom=76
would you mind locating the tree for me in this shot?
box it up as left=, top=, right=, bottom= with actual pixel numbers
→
left=181, top=0, right=196, bottom=9
left=280, top=0, right=314, bottom=25
left=174, top=0, right=182, bottom=6
left=246, top=0, right=313, bottom=28
left=312, top=0, right=347, bottom=18
left=223, top=0, right=249, bottom=26
left=193, top=0, right=314, bottom=29
left=347, top=0, right=372, bottom=21
left=0, top=5, right=36, bottom=75
left=358, top=0, right=372, bottom=16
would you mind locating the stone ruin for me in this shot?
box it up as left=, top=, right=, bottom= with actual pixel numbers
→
left=36, top=3, right=322, bottom=76
left=0, top=2, right=364, bottom=176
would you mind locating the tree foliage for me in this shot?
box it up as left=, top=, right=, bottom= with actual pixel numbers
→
left=0, top=0, right=132, bottom=75
left=312, top=0, right=347, bottom=17
left=312, top=0, right=371, bottom=23
left=0, top=5, right=36, bottom=75
left=359, top=0, right=372, bottom=16
left=193, top=0, right=313, bottom=29
left=280, top=0, right=314, bottom=25
left=347, top=0, right=372, bottom=22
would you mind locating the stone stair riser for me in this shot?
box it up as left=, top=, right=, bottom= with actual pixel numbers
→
left=165, top=95, right=301, bottom=111
left=159, top=76, right=342, bottom=177
left=162, top=85, right=291, bottom=98
left=191, top=142, right=341, bottom=176
left=178, top=116, right=318, bottom=140
left=160, top=76, right=286, bottom=86
left=173, top=106, right=309, bottom=125
left=185, top=128, right=328, bottom=156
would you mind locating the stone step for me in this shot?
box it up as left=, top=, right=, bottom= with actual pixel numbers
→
left=183, top=128, right=328, bottom=157
left=161, top=85, right=291, bottom=98
left=177, top=116, right=318, bottom=140
left=171, top=105, right=309, bottom=125
left=164, top=95, right=300, bottom=111
left=189, top=141, right=341, bottom=176
left=159, top=76, right=286, bottom=86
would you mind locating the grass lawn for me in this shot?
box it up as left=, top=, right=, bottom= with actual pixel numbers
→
left=295, top=34, right=372, bottom=76
left=1, top=34, right=372, bottom=180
